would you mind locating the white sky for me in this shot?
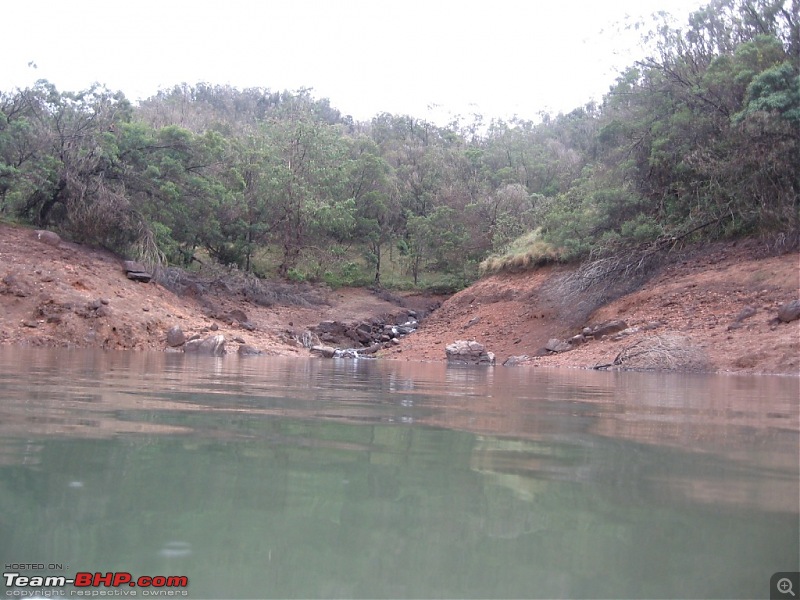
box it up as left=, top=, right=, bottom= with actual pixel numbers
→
left=1, top=0, right=706, bottom=124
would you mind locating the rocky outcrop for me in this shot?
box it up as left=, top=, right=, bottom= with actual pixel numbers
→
left=123, top=261, right=152, bottom=283
left=445, top=340, right=495, bottom=365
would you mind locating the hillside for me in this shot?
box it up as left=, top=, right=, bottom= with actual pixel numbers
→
left=0, top=224, right=439, bottom=355
left=1, top=223, right=798, bottom=374
left=382, top=241, right=800, bottom=375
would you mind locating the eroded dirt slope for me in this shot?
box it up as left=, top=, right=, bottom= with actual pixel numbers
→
left=382, top=241, right=800, bottom=375
left=0, top=224, right=435, bottom=354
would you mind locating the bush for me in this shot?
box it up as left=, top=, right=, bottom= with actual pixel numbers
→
left=611, top=333, right=709, bottom=371
left=286, top=268, right=307, bottom=283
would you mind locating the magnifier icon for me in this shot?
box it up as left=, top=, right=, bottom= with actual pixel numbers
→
left=778, top=578, right=796, bottom=597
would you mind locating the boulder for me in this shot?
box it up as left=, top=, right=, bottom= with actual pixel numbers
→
left=227, top=309, right=249, bottom=324
left=778, top=300, right=800, bottom=323
left=733, top=306, right=758, bottom=323
left=199, top=334, right=226, bottom=355
left=569, top=333, right=587, bottom=345
left=445, top=340, right=495, bottom=365
left=185, top=334, right=225, bottom=355
left=35, top=230, right=61, bottom=247
left=502, top=355, right=529, bottom=367
left=545, top=338, right=572, bottom=353
left=184, top=339, right=202, bottom=352
left=310, top=345, right=337, bottom=358
left=166, top=326, right=186, bottom=347
left=585, top=320, right=628, bottom=338
left=237, top=344, right=263, bottom=356
left=354, top=328, right=373, bottom=344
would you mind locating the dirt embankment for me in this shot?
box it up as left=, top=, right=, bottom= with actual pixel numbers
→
left=0, top=224, right=439, bottom=355
left=382, top=241, right=800, bottom=375
left=1, top=223, right=798, bottom=374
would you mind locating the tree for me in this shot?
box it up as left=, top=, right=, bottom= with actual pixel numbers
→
left=9, top=81, right=142, bottom=250
left=347, top=135, right=400, bottom=284
left=259, top=93, right=352, bottom=277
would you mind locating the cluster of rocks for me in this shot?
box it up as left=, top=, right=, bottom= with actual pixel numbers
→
left=726, top=300, right=800, bottom=330
left=206, top=308, right=257, bottom=331
left=1, top=273, right=32, bottom=298
left=309, top=310, right=420, bottom=359
left=538, top=319, right=664, bottom=356
left=21, top=297, right=113, bottom=329
left=163, top=308, right=264, bottom=356
left=445, top=340, right=495, bottom=365
left=165, top=325, right=264, bottom=356
left=533, top=300, right=800, bottom=364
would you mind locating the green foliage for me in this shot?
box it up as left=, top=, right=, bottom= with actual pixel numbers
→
left=285, top=268, right=307, bottom=283
left=1, top=0, right=796, bottom=285
left=736, top=60, right=800, bottom=123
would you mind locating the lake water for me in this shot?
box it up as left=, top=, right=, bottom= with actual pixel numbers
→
left=0, top=348, right=797, bottom=599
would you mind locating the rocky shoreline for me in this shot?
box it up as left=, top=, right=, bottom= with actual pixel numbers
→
left=1, top=224, right=798, bottom=374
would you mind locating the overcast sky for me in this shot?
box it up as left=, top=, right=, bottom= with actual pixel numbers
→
left=1, top=0, right=706, bottom=123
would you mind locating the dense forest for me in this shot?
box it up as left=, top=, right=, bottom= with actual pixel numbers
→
left=1, top=0, right=797, bottom=290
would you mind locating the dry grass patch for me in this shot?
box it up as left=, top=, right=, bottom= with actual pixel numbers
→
left=480, top=230, right=563, bottom=274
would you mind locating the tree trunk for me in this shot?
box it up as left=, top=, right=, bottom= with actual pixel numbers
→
left=373, top=242, right=382, bottom=286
